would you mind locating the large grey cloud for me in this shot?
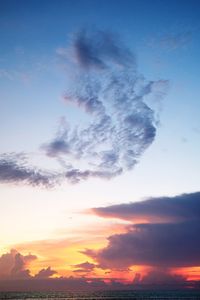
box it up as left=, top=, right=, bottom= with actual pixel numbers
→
left=83, top=221, right=200, bottom=269
left=92, top=192, right=200, bottom=223
left=83, top=192, right=200, bottom=269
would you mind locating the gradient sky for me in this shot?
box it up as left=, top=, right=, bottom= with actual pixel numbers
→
left=0, top=0, right=200, bottom=291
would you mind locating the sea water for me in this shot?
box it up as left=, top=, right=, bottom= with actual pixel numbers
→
left=1, top=290, right=200, bottom=299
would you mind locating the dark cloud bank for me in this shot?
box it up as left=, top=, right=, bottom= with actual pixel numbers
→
left=86, top=192, right=200, bottom=270
left=72, top=191, right=200, bottom=289
left=92, top=192, right=200, bottom=223
left=0, top=29, right=168, bottom=186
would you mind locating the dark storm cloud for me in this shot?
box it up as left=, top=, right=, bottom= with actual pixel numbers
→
left=42, top=28, right=168, bottom=183
left=0, top=153, right=58, bottom=187
left=83, top=221, right=200, bottom=269
left=85, top=192, right=200, bottom=269
left=92, top=192, right=200, bottom=223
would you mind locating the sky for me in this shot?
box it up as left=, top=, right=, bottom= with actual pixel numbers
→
left=0, top=0, right=200, bottom=291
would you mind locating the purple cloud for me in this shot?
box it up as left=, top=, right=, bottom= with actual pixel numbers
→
left=35, top=267, right=57, bottom=279
left=83, top=221, right=200, bottom=269
left=0, top=249, right=37, bottom=279
left=73, top=261, right=96, bottom=274
left=0, top=153, right=58, bottom=187
left=83, top=192, right=200, bottom=269
left=92, top=192, right=200, bottom=223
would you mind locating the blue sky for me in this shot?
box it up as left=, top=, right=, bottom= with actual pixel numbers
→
left=0, top=0, right=200, bottom=189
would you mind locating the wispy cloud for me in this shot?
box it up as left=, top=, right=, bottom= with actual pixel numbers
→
left=43, top=28, right=168, bottom=183
left=148, top=31, right=192, bottom=51
left=0, top=153, right=58, bottom=187
left=0, top=29, right=168, bottom=186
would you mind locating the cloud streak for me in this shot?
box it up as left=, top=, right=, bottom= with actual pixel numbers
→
left=34, top=267, right=57, bottom=279
left=72, top=261, right=96, bottom=274
left=148, top=31, right=192, bottom=50
left=92, top=192, right=200, bottom=223
left=0, top=153, right=58, bottom=187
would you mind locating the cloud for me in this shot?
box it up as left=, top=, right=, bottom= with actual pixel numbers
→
left=0, top=153, right=59, bottom=187
left=83, top=221, right=200, bottom=269
left=73, top=261, right=96, bottom=270
left=0, top=249, right=59, bottom=282
left=148, top=31, right=192, bottom=50
left=0, top=250, right=194, bottom=291
left=0, top=29, right=168, bottom=187
left=73, top=261, right=96, bottom=274
left=92, top=192, right=200, bottom=223
left=71, top=29, right=135, bottom=69
left=132, top=268, right=186, bottom=286
left=83, top=192, right=200, bottom=269
left=43, top=28, right=168, bottom=183
left=0, top=249, right=37, bottom=279
left=140, top=269, right=186, bottom=285
left=35, top=267, right=57, bottom=279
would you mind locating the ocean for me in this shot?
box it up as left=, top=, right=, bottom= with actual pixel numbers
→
left=1, top=290, right=200, bottom=300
